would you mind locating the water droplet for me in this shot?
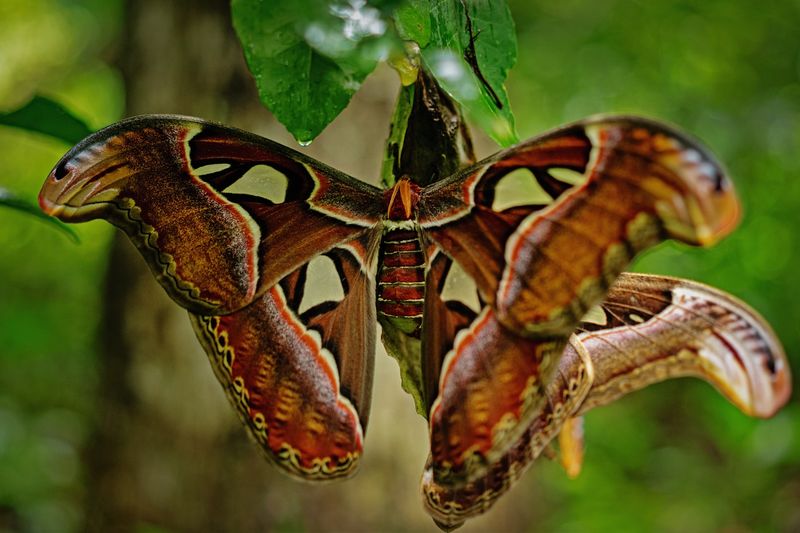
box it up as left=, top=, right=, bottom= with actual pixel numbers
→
left=299, top=139, right=312, bottom=147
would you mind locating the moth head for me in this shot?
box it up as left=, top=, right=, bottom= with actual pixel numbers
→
left=385, top=176, right=421, bottom=220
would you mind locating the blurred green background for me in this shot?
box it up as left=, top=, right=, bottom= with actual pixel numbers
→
left=1, top=0, right=798, bottom=531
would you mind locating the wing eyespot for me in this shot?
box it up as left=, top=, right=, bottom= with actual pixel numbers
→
left=53, top=158, right=70, bottom=181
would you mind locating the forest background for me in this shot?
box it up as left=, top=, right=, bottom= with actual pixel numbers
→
left=1, top=0, right=799, bottom=531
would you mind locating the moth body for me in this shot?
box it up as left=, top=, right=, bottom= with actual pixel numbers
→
left=377, top=228, right=426, bottom=331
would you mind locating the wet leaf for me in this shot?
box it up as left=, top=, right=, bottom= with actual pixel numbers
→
left=232, top=0, right=394, bottom=143
left=395, top=0, right=518, bottom=146
left=394, top=0, right=430, bottom=46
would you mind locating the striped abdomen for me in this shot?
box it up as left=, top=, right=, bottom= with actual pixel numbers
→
left=377, top=229, right=426, bottom=332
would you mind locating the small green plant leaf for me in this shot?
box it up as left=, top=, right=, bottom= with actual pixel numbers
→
left=0, top=96, right=92, bottom=145
left=0, top=188, right=79, bottom=243
left=232, top=0, right=393, bottom=143
left=394, top=0, right=430, bottom=46
left=380, top=83, right=414, bottom=187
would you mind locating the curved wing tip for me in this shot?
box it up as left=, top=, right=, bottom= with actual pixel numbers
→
left=753, top=360, right=793, bottom=419
left=37, top=189, right=58, bottom=215
left=581, top=113, right=730, bottom=177
left=583, top=113, right=711, bottom=145
left=584, top=114, right=739, bottom=247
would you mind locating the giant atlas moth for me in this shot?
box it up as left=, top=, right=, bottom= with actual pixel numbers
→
left=39, top=114, right=790, bottom=529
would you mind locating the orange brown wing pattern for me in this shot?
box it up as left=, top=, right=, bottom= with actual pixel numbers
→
left=575, top=273, right=790, bottom=417
left=417, top=116, right=741, bottom=491
left=423, top=336, right=593, bottom=529
left=37, top=112, right=790, bottom=527
left=40, top=115, right=384, bottom=482
left=190, top=235, right=379, bottom=480
left=421, top=273, right=790, bottom=528
left=419, top=116, right=739, bottom=336
left=39, top=115, right=383, bottom=316
left=421, top=246, right=584, bottom=488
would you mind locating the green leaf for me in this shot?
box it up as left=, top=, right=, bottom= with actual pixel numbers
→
left=0, top=188, right=79, bottom=243
left=232, top=0, right=391, bottom=143
left=394, top=0, right=430, bottom=46
left=380, top=316, right=428, bottom=417
left=398, top=0, right=518, bottom=146
left=0, top=96, right=92, bottom=145
left=380, top=83, right=415, bottom=187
